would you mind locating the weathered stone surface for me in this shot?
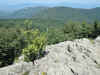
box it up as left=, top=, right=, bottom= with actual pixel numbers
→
left=0, top=37, right=100, bottom=75
left=29, top=37, right=100, bottom=75
left=95, top=36, right=100, bottom=46
left=0, top=62, right=33, bottom=75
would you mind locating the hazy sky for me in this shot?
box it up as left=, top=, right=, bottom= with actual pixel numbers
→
left=0, top=0, right=99, bottom=10
left=0, top=0, right=97, bottom=4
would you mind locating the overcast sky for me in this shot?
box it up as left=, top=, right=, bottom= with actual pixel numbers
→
left=0, top=0, right=99, bottom=10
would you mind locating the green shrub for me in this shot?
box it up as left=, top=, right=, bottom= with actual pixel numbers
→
left=22, top=29, right=47, bottom=62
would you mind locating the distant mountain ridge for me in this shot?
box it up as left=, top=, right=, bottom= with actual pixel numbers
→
left=34, top=7, right=98, bottom=22
left=0, top=6, right=99, bottom=22
left=0, top=11, right=10, bottom=18
left=10, top=7, right=48, bottom=18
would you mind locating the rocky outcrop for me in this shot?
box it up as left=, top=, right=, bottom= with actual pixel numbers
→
left=0, top=37, right=100, bottom=75
left=0, top=62, right=33, bottom=75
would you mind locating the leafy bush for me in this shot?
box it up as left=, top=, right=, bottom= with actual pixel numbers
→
left=22, top=29, right=47, bottom=62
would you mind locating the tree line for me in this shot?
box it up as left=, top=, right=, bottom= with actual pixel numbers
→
left=47, top=21, right=100, bottom=44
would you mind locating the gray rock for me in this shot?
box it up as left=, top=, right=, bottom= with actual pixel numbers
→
left=0, top=37, right=100, bottom=75
left=0, top=62, right=33, bottom=75
left=29, top=38, right=100, bottom=75
left=18, top=55, right=25, bottom=62
left=95, top=36, right=100, bottom=46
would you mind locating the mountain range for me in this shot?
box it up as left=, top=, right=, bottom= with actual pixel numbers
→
left=0, top=6, right=99, bottom=22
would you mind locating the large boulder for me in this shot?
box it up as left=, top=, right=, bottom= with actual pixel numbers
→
left=0, top=38, right=100, bottom=75
left=29, top=38, right=100, bottom=75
